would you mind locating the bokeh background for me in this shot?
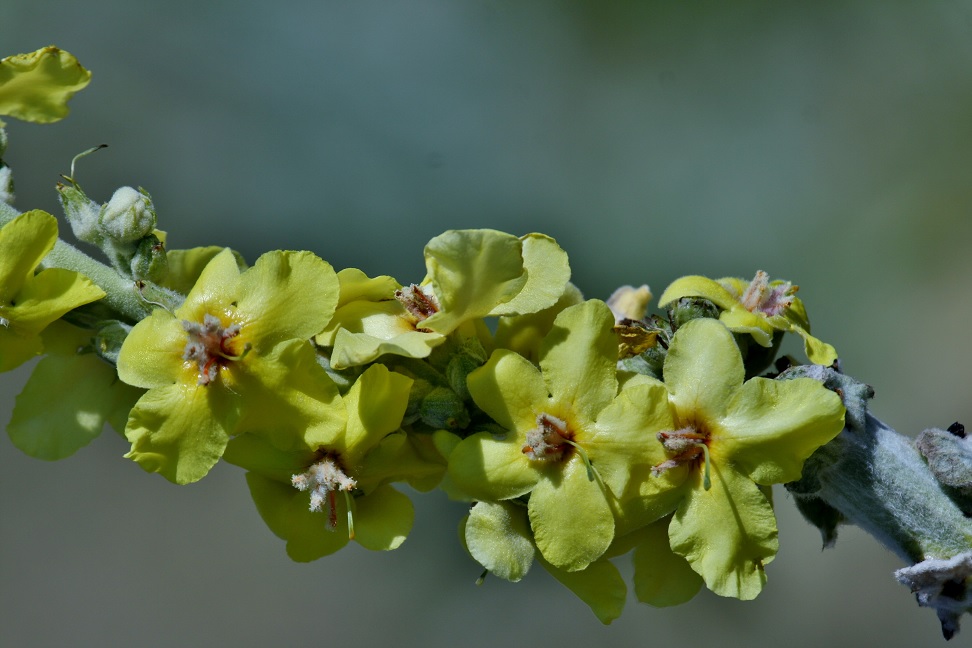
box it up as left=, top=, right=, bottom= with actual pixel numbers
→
left=3, top=2, right=972, bottom=646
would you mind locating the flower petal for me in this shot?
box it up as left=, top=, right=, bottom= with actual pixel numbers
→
left=668, top=464, right=778, bottom=599
left=354, top=431, right=447, bottom=493
left=540, top=300, right=618, bottom=419
left=420, top=229, right=527, bottom=334
left=537, top=554, right=627, bottom=624
left=664, top=318, right=743, bottom=424
left=468, top=348, right=547, bottom=432
left=464, top=501, right=535, bottom=582
left=0, top=327, right=42, bottom=372
left=487, top=233, right=570, bottom=317
left=790, top=324, right=839, bottom=366
left=333, top=267, right=400, bottom=306
left=124, top=382, right=239, bottom=484
left=0, top=210, right=56, bottom=299
left=223, top=432, right=312, bottom=483
left=337, top=364, right=412, bottom=467
left=353, top=485, right=415, bottom=551
left=529, top=456, right=614, bottom=571
left=177, top=248, right=242, bottom=319
left=161, top=246, right=244, bottom=295
left=447, top=429, right=540, bottom=501
left=718, top=307, right=774, bottom=347
left=586, top=380, right=674, bottom=497
left=630, top=519, right=704, bottom=607
left=494, top=282, right=585, bottom=363
left=233, top=340, right=345, bottom=451
left=0, top=47, right=90, bottom=123
left=236, top=250, right=339, bottom=348
left=244, top=472, right=349, bottom=561
left=717, top=376, right=845, bottom=484
left=116, top=309, right=191, bottom=389
left=8, top=352, right=141, bottom=459
left=657, top=275, right=738, bottom=310
left=5, top=267, right=104, bottom=334
left=324, top=296, right=447, bottom=365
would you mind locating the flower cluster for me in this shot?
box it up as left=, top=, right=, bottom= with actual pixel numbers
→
left=2, top=46, right=871, bottom=627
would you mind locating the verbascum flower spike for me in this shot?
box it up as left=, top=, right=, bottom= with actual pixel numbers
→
left=658, top=271, right=837, bottom=366
left=117, top=248, right=340, bottom=483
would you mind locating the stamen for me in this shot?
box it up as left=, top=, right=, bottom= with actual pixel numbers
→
left=739, top=270, right=796, bottom=317
left=292, top=457, right=357, bottom=534
left=522, top=413, right=570, bottom=462
left=652, top=426, right=712, bottom=485
left=182, top=313, right=245, bottom=385
left=395, top=284, right=440, bottom=322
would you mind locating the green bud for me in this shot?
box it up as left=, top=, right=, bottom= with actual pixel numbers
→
left=58, top=182, right=102, bottom=243
left=0, top=163, right=12, bottom=205
left=668, top=296, right=719, bottom=330
left=99, top=186, right=156, bottom=243
left=130, top=234, right=168, bottom=282
left=92, top=320, right=132, bottom=365
left=419, top=386, right=470, bottom=431
left=445, top=342, right=486, bottom=402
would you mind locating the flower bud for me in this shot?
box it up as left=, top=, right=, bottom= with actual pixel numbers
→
left=99, top=186, right=156, bottom=243
left=419, top=386, right=470, bottom=431
left=0, top=164, right=13, bottom=205
left=57, top=182, right=102, bottom=243
left=130, top=233, right=168, bottom=283
left=92, top=320, right=132, bottom=365
left=668, top=296, right=719, bottom=330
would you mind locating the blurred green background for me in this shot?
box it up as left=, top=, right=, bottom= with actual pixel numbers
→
left=3, top=2, right=972, bottom=646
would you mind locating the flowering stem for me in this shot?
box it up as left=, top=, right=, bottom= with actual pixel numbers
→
left=0, top=200, right=172, bottom=323
left=789, top=409, right=972, bottom=638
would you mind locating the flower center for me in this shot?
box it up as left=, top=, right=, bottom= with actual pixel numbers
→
left=292, top=456, right=357, bottom=536
left=395, top=284, right=440, bottom=323
left=653, top=425, right=713, bottom=489
left=739, top=270, right=796, bottom=317
left=182, top=313, right=246, bottom=385
left=522, top=413, right=572, bottom=462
